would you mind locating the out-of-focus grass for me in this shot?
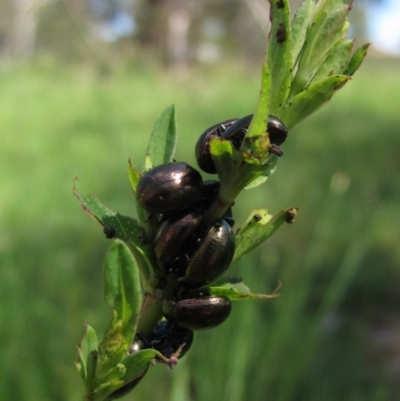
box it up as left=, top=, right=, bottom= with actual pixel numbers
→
left=0, top=57, right=399, bottom=401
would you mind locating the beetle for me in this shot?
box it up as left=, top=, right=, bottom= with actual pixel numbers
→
left=223, top=114, right=288, bottom=146
left=154, top=182, right=235, bottom=271
left=195, top=118, right=239, bottom=173
left=130, top=321, right=194, bottom=359
left=195, top=115, right=288, bottom=174
left=148, top=320, right=194, bottom=358
left=136, top=162, right=203, bottom=213
left=184, top=218, right=235, bottom=287
left=267, top=115, right=288, bottom=146
left=162, top=295, right=232, bottom=330
left=154, top=210, right=202, bottom=266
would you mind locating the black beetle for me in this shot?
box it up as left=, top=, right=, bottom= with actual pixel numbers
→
left=148, top=320, right=194, bottom=358
left=154, top=182, right=235, bottom=270
left=267, top=116, right=288, bottom=146
left=195, top=115, right=288, bottom=174
left=154, top=210, right=202, bottom=266
left=195, top=118, right=239, bottom=173
left=223, top=114, right=288, bottom=147
left=184, top=218, right=235, bottom=286
left=136, top=162, right=203, bottom=213
left=129, top=321, right=193, bottom=359
left=162, top=296, right=232, bottom=330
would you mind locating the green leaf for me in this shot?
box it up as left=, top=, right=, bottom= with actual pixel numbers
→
left=103, top=363, right=126, bottom=383
left=311, top=39, right=353, bottom=84
left=76, top=324, right=99, bottom=381
left=280, top=74, right=350, bottom=129
left=291, top=1, right=350, bottom=94
left=267, top=0, right=293, bottom=115
left=246, top=63, right=271, bottom=138
left=234, top=208, right=297, bottom=262
left=146, top=105, right=177, bottom=168
left=244, top=155, right=278, bottom=190
left=103, top=240, right=142, bottom=342
left=74, top=186, right=154, bottom=283
left=209, top=281, right=280, bottom=301
left=210, top=138, right=236, bottom=182
left=121, top=349, right=158, bottom=382
left=96, top=350, right=157, bottom=401
left=127, top=160, right=141, bottom=194
left=92, top=379, right=125, bottom=401
left=344, top=43, right=370, bottom=76
left=291, top=0, right=315, bottom=67
left=86, top=350, right=99, bottom=392
left=97, top=318, right=128, bottom=377
left=315, top=0, right=351, bottom=14
left=144, top=154, right=153, bottom=171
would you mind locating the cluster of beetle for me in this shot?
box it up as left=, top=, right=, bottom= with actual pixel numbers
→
left=130, top=114, right=288, bottom=362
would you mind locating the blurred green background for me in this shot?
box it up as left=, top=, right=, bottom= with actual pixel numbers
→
left=1, top=1, right=400, bottom=401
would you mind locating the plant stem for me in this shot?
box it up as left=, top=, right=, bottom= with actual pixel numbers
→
left=137, top=292, right=163, bottom=336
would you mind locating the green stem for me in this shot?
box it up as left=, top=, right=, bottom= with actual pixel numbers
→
left=137, top=292, right=163, bottom=336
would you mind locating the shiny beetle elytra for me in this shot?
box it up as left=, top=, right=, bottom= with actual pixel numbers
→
left=195, top=115, right=288, bottom=174
left=136, top=162, right=203, bottom=213
left=184, top=218, right=235, bottom=286
left=267, top=116, right=288, bottom=146
left=154, top=210, right=202, bottom=266
left=162, top=296, right=232, bottom=330
left=195, top=118, right=239, bottom=174
left=223, top=114, right=288, bottom=146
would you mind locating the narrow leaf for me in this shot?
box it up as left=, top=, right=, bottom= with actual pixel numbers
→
left=280, top=75, right=350, bottom=129
left=234, top=208, right=295, bottom=261
left=267, top=0, right=293, bottom=114
left=122, top=349, right=158, bottom=382
left=291, top=2, right=350, bottom=93
left=311, top=39, right=353, bottom=84
left=243, top=63, right=271, bottom=146
left=99, top=350, right=157, bottom=401
left=74, top=186, right=154, bottom=283
left=77, top=324, right=99, bottom=381
left=146, top=105, right=177, bottom=168
left=103, top=364, right=126, bottom=383
left=127, top=160, right=141, bottom=194
left=144, top=154, right=153, bottom=171
left=97, top=320, right=129, bottom=379
left=344, top=43, right=370, bottom=76
left=86, top=350, right=99, bottom=392
left=92, top=379, right=125, bottom=401
left=291, top=0, right=315, bottom=67
left=244, top=155, right=278, bottom=190
left=210, top=137, right=241, bottom=185
left=209, top=285, right=280, bottom=301
left=103, top=240, right=142, bottom=342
